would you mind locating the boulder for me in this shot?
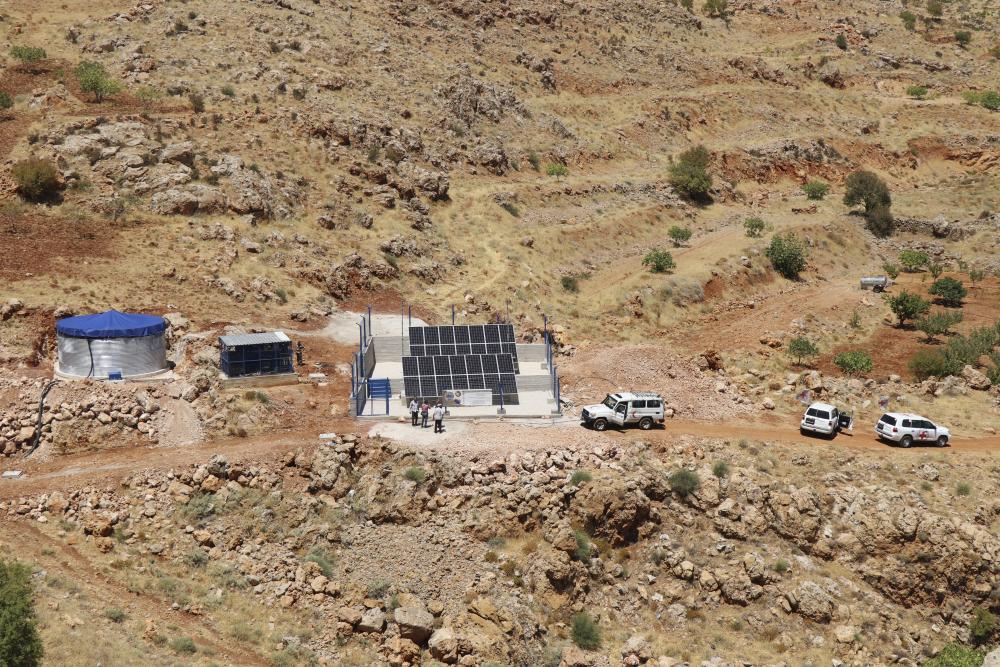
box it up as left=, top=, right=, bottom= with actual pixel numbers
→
left=962, top=365, right=991, bottom=390
left=790, top=581, right=834, bottom=623
left=428, top=627, right=459, bottom=663
left=357, top=607, right=386, bottom=633
left=982, top=648, right=1000, bottom=667
left=394, top=605, right=435, bottom=644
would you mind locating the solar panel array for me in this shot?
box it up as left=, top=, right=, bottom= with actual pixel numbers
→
left=403, top=325, right=519, bottom=405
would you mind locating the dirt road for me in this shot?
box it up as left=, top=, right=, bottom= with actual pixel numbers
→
left=3, top=414, right=997, bottom=501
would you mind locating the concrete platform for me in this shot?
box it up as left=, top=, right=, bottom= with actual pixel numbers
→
left=220, top=372, right=300, bottom=389
left=358, top=390, right=557, bottom=420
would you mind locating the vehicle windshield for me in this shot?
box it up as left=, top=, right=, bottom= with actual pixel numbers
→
left=806, top=408, right=830, bottom=420
left=602, top=395, right=618, bottom=410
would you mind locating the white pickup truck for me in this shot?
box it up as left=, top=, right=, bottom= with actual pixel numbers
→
left=581, top=392, right=665, bottom=431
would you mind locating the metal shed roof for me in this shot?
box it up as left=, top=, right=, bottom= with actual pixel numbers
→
left=219, top=331, right=291, bottom=347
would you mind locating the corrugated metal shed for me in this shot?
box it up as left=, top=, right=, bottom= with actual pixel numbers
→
left=219, top=331, right=291, bottom=347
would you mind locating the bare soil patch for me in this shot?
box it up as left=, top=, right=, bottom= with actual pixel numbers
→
left=0, top=210, right=118, bottom=281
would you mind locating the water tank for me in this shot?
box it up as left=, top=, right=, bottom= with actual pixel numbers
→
left=56, top=310, right=168, bottom=379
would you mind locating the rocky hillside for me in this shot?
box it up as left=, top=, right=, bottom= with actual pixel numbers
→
left=4, top=433, right=999, bottom=665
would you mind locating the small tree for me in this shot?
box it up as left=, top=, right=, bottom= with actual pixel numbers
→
left=928, top=262, right=944, bottom=279
left=981, top=91, right=1000, bottom=111
left=834, top=350, right=873, bottom=376
left=899, top=249, right=930, bottom=272
left=74, top=61, right=122, bottom=102
left=954, top=31, right=972, bottom=48
left=899, top=10, right=917, bottom=31
left=882, top=262, right=900, bottom=280
left=802, top=180, right=829, bottom=200
left=546, top=163, right=569, bottom=178
left=968, top=268, right=985, bottom=287
left=765, top=232, right=807, bottom=279
left=744, top=217, right=765, bottom=237
left=916, top=311, right=963, bottom=342
left=668, top=469, right=700, bottom=496
left=835, top=34, right=848, bottom=50
left=0, top=91, right=12, bottom=116
left=669, top=145, right=712, bottom=200
left=844, top=170, right=893, bottom=237
left=788, top=337, right=819, bottom=365
left=668, top=225, right=692, bottom=246
left=642, top=249, right=675, bottom=274
left=12, top=158, right=61, bottom=202
left=906, top=85, right=928, bottom=100
left=885, top=290, right=930, bottom=326
left=929, top=277, right=967, bottom=307
left=0, top=559, right=44, bottom=667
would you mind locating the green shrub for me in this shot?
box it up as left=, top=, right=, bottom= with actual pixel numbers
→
left=962, top=91, right=984, bottom=106
left=929, top=277, right=967, bottom=307
left=0, top=559, right=44, bottom=667
left=906, top=85, right=928, bottom=100
left=711, top=461, right=730, bottom=479
left=954, top=31, right=972, bottom=48
left=0, top=91, right=12, bottom=112
left=221, top=84, right=236, bottom=97
left=928, top=262, right=944, bottom=279
left=834, top=350, right=873, bottom=376
left=403, top=466, right=426, bottom=484
left=968, top=268, right=985, bottom=286
left=561, top=275, right=579, bottom=293
left=669, top=145, right=712, bottom=199
left=882, top=263, right=900, bottom=280
left=886, top=290, right=930, bottom=326
left=981, top=91, right=1000, bottom=111
left=169, top=636, right=197, bottom=654
left=104, top=607, right=126, bottom=623
left=835, top=34, right=848, bottom=50
left=916, top=311, right=963, bottom=342
left=802, top=180, right=829, bottom=200
left=305, top=547, right=335, bottom=578
left=843, top=170, right=893, bottom=236
left=643, top=249, right=676, bottom=274
left=10, top=46, right=46, bottom=64
left=909, top=350, right=958, bottom=380
left=773, top=559, right=790, bottom=574
left=744, top=217, right=765, bottom=237
left=899, top=249, right=930, bottom=272
left=570, top=613, right=601, bottom=650
left=185, top=548, right=209, bottom=568
left=956, top=482, right=972, bottom=497
left=569, top=470, right=592, bottom=486
left=12, top=158, right=61, bottom=202
left=668, top=469, right=700, bottom=496
left=788, top=337, right=819, bottom=365
left=668, top=225, right=692, bottom=246
left=765, top=232, right=807, bottom=279
left=681, top=0, right=694, bottom=10
left=970, top=607, right=997, bottom=643
left=921, top=643, right=985, bottom=667
left=899, top=11, right=917, bottom=31
left=546, top=163, right=569, bottom=178
left=528, top=151, right=541, bottom=171
left=74, top=61, right=122, bottom=102
left=572, top=530, right=593, bottom=562
left=500, top=202, right=520, bottom=217
left=926, top=0, right=943, bottom=17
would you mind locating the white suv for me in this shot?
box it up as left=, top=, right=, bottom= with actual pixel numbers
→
left=800, top=402, right=852, bottom=437
left=876, top=413, right=950, bottom=447
left=581, top=392, right=665, bottom=431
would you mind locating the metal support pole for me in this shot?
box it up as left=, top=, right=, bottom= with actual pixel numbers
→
left=367, top=305, right=372, bottom=336
left=408, top=305, right=412, bottom=329
left=451, top=305, right=456, bottom=326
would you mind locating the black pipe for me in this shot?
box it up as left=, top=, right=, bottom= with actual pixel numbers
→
left=25, top=380, right=58, bottom=458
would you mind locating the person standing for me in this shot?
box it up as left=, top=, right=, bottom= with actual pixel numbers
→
left=420, top=401, right=430, bottom=428
left=295, top=341, right=304, bottom=366
left=433, top=403, right=445, bottom=434
left=408, top=398, right=419, bottom=426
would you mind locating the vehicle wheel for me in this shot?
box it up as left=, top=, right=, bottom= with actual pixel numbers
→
left=593, top=418, right=607, bottom=432
left=936, top=435, right=948, bottom=447
left=639, top=417, right=653, bottom=430
left=900, top=435, right=913, bottom=448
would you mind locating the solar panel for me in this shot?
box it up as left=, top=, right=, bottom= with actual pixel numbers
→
left=403, top=357, right=418, bottom=376
left=425, top=327, right=439, bottom=344
left=440, top=327, right=454, bottom=344
left=470, top=326, right=485, bottom=344
left=409, top=327, right=424, bottom=344
left=402, top=325, right=520, bottom=403
left=455, top=326, right=470, bottom=343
